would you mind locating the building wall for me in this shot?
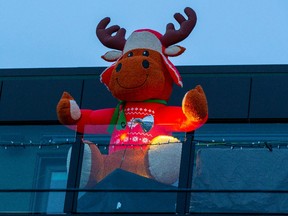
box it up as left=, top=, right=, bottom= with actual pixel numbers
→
left=0, top=65, right=288, bottom=122
left=0, top=65, right=287, bottom=213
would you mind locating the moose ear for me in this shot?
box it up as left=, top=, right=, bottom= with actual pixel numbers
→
left=164, top=45, right=186, bottom=57
left=101, top=50, right=122, bottom=62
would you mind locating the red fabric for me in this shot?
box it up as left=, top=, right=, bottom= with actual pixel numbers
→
left=73, top=102, right=206, bottom=154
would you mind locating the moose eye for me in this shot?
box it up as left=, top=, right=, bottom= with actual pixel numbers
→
left=127, top=52, right=133, bottom=57
left=142, top=50, right=149, bottom=57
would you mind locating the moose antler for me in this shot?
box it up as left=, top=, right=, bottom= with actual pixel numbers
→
left=96, top=17, right=127, bottom=50
left=160, top=7, right=197, bottom=47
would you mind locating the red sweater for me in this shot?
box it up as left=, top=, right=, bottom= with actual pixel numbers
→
left=74, top=101, right=204, bottom=154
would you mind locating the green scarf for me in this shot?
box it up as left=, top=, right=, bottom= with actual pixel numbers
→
left=107, top=99, right=167, bottom=134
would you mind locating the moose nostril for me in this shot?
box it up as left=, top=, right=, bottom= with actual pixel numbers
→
left=116, top=63, right=122, bottom=72
left=142, top=60, right=149, bottom=69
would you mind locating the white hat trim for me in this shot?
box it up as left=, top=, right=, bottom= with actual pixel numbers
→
left=123, top=31, right=162, bottom=54
left=160, top=53, right=183, bottom=87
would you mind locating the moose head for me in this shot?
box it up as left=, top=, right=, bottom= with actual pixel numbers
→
left=97, top=7, right=197, bottom=102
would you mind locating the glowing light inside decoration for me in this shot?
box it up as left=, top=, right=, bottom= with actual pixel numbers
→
left=151, top=135, right=180, bottom=145
left=120, top=133, right=128, bottom=141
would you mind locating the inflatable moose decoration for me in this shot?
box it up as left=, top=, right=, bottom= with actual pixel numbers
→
left=57, top=7, right=208, bottom=186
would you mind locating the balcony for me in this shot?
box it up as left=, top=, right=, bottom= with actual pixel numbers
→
left=0, top=65, right=288, bottom=215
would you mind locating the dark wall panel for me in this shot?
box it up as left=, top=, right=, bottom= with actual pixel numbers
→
left=81, top=79, right=118, bottom=110
left=0, top=81, right=2, bottom=96
left=169, top=76, right=251, bottom=119
left=0, top=79, right=83, bottom=121
left=249, top=76, right=288, bottom=118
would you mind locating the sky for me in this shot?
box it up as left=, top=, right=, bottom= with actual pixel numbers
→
left=0, top=0, right=288, bottom=69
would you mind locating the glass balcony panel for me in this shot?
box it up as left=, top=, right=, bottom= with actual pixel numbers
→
left=190, top=123, right=288, bottom=214
left=0, top=125, right=75, bottom=213
left=77, top=124, right=186, bottom=213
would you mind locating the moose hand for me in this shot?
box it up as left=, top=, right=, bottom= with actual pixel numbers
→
left=56, top=92, right=81, bottom=125
left=182, top=85, right=208, bottom=123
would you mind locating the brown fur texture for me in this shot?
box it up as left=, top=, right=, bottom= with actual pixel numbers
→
left=90, top=148, right=151, bottom=183
left=106, top=49, right=174, bottom=102
left=56, top=92, right=78, bottom=125
left=182, top=85, right=208, bottom=122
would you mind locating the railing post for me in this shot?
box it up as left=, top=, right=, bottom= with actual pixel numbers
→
left=176, top=131, right=195, bottom=215
left=63, top=131, right=84, bottom=213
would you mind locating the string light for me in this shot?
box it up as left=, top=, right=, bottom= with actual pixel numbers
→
left=194, top=139, right=288, bottom=151
left=0, top=136, right=286, bottom=152
left=0, top=138, right=75, bottom=149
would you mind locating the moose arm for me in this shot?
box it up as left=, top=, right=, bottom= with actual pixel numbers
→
left=155, top=85, right=208, bottom=132
left=155, top=106, right=207, bottom=132
left=57, top=91, right=115, bottom=134
left=71, top=108, right=115, bottom=134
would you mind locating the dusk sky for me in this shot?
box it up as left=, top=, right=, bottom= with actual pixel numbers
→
left=1, top=0, right=288, bottom=68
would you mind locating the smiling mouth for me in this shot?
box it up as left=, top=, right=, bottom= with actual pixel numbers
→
left=116, top=75, right=148, bottom=89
